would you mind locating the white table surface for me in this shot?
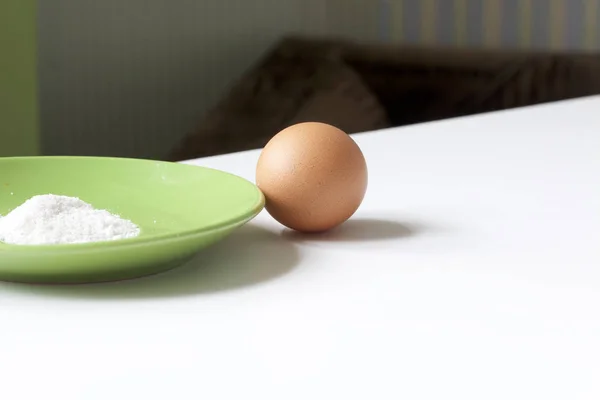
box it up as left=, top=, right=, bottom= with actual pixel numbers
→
left=1, top=97, right=599, bottom=399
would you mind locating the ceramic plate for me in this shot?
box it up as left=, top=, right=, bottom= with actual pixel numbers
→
left=0, top=156, right=264, bottom=284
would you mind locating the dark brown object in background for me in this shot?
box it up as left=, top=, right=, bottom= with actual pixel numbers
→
left=170, top=36, right=600, bottom=161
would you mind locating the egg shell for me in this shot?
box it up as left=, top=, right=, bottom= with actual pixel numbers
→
left=256, top=122, right=368, bottom=232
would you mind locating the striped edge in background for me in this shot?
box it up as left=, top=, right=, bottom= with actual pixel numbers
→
left=519, top=0, right=533, bottom=48
left=482, top=0, right=501, bottom=47
left=584, top=0, right=599, bottom=49
left=420, top=0, right=437, bottom=45
left=549, top=0, right=566, bottom=49
left=454, top=0, right=468, bottom=46
left=383, top=0, right=600, bottom=50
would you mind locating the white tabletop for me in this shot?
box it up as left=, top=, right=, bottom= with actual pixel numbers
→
left=1, top=97, right=599, bottom=399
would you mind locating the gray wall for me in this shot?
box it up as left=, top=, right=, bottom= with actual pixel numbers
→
left=38, top=1, right=600, bottom=160
left=38, top=0, right=328, bottom=159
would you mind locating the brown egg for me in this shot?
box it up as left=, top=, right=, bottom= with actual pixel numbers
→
left=256, top=122, right=368, bottom=233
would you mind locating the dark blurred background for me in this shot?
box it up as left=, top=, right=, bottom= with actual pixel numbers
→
left=3, top=0, right=600, bottom=160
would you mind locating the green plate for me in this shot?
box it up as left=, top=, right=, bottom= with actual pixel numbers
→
left=0, top=156, right=264, bottom=284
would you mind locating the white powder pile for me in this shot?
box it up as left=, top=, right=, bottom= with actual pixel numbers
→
left=0, top=194, right=140, bottom=245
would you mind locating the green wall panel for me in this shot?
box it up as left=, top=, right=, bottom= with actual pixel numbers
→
left=0, top=0, right=39, bottom=156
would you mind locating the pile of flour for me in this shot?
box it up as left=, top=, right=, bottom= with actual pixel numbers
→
left=0, top=194, right=140, bottom=245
